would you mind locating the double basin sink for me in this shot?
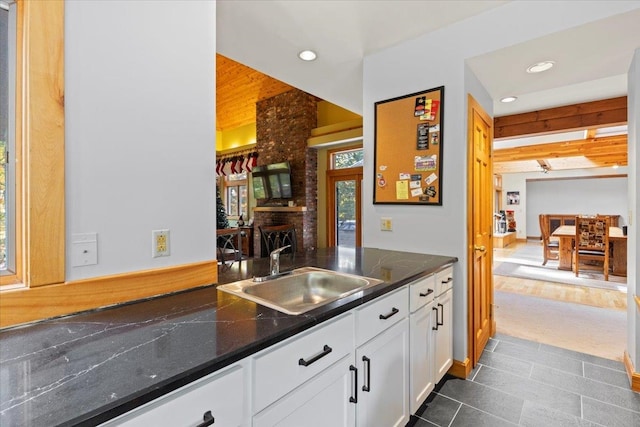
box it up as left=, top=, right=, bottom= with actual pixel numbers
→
left=217, top=267, right=385, bottom=315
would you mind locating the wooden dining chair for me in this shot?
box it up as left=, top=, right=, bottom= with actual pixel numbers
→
left=216, top=227, right=242, bottom=267
left=538, top=214, right=559, bottom=265
left=258, top=224, right=297, bottom=257
left=573, top=215, right=610, bottom=281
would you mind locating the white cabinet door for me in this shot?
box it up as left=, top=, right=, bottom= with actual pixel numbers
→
left=252, top=313, right=354, bottom=413
left=253, top=355, right=356, bottom=427
left=355, top=318, right=410, bottom=427
left=101, top=363, right=245, bottom=427
left=433, top=288, right=453, bottom=383
left=409, top=299, right=435, bottom=414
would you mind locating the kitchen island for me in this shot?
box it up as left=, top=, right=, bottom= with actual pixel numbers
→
left=0, top=248, right=456, bottom=427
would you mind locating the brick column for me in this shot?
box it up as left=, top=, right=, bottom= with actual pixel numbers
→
left=253, top=89, right=318, bottom=256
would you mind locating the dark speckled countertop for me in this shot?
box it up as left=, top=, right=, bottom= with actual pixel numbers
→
left=0, top=247, right=456, bottom=427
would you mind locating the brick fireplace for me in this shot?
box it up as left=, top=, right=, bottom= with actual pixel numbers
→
left=252, top=89, right=318, bottom=256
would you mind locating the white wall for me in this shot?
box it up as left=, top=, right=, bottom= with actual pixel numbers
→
left=500, top=172, right=628, bottom=238
left=65, top=1, right=216, bottom=280
left=627, top=49, right=639, bottom=371
left=362, top=1, right=640, bottom=363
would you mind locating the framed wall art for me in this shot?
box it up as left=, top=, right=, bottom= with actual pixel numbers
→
left=373, top=86, right=444, bottom=205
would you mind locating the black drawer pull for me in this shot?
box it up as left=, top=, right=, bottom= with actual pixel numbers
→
left=349, top=365, right=358, bottom=403
left=419, top=289, right=434, bottom=297
left=432, top=306, right=439, bottom=331
left=437, top=303, right=444, bottom=326
left=442, top=277, right=453, bottom=284
left=299, top=345, right=332, bottom=366
left=379, top=307, right=399, bottom=320
left=196, top=410, right=215, bottom=427
left=362, top=356, right=371, bottom=392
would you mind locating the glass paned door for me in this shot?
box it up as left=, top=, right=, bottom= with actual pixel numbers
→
left=328, top=171, right=362, bottom=248
left=336, top=180, right=356, bottom=248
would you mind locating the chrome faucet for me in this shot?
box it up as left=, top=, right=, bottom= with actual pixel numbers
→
left=270, top=245, right=291, bottom=276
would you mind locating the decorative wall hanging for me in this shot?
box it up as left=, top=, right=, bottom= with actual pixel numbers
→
left=373, top=86, right=444, bottom=205
left=216, top=151, right=258, bottom=176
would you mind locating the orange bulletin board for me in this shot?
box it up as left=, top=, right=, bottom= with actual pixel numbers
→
left=373, top=86, right=444, bottom=205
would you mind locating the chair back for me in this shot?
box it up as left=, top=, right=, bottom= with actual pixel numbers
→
left=539, top=214, right=550, bottom=241
left=575, top=215, right=610, bottom=251
left=259, top=224, right=297, bottom=257
left=216, top=228, right=241, bottom=265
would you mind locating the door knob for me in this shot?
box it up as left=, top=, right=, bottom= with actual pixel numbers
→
left=474, top=245, right=486, bottom=252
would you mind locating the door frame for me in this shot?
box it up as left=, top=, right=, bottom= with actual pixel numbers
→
left=327, top=168, right=363, bottom=247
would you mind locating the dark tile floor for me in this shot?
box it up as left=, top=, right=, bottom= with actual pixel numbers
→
left=408, top=333, right=640, bottom=427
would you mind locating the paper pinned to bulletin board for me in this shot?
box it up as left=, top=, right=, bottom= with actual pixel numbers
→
left=373, top=86, right=444, bottom=205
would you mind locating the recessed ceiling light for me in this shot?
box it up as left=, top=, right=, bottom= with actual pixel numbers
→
left=612, top=164, right=619, bottom=169
left=500, top=96, right=518, bottom=103
left=526, top=61, right=555, bottom=74
left=298, top=50, right=317, bottom=61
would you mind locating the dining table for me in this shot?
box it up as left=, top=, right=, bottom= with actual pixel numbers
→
left=551, top=225, right=627, bottom=276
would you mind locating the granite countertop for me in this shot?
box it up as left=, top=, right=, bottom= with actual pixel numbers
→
left=0, top=247, right=457, bottom=427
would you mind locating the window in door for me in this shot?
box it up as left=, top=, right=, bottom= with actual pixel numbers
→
left=327, top=146, right=363, bottom=248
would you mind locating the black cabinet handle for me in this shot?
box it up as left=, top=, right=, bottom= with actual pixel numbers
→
left=419, top=289, right=434, bottom=297
left=196, top=410, right=215, bottom=427
left=432, top=306, right=439, bottom=330
left=379, top=307, right=399, bottom=320
left=298, top=345, right=332, bottom=366
left=442, top=277, right=453, bottom=284
left=349, top=365, right=358, bottom=403
left=362, top=356, right=371, bottom=392
left=438, top=303, right=444, bottom=326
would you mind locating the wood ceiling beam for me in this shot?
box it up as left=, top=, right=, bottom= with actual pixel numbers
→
left=492, top=134, right=627, bottom=163
left=494, top=96, right=627, bottom=139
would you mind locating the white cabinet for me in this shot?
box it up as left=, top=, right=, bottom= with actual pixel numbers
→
left=100, top=363, right=245, bottom=427
left=252, top=313, right=355, bottom=426
left=253, top=355, right=355, bottom=427
left=355, top=318, right=410, bottom=427
left=354, top=287, right=410, bottom=427
left=252, top=313, right=354, bottom=413
left=433, top=266, right=454, bottom=383
left=408, top=275, right=436, bottom=414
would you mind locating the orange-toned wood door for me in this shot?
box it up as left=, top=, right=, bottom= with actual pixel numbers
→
left=327, top=169, right=362, bottom=248
left=467, top=95, right=494, bottom=366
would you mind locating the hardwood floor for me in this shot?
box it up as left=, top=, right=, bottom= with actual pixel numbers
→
left=493, top=240, right=627, bottom=311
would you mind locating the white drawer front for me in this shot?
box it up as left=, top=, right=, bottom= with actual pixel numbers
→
left=435, top=265, right=453, bottom=296
left=253, top=313, right=354, bottom=413
left=102, top=364, right=244, bottom=427
left=409, top=274, right=435, bottom=313
left=355, top=287, right=408, bottom=346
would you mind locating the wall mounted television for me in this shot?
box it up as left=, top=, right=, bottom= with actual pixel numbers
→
left=252, top=161, right=293, bottom=199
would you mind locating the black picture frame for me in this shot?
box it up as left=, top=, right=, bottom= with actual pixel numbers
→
left=373, top=86, right=444, bottom=205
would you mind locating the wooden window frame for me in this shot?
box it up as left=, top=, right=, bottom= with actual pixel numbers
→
left=1, top=0, right=65, bottom=289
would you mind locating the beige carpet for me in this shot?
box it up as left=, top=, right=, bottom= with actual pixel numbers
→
left=494, top=290, right=626, bottom=361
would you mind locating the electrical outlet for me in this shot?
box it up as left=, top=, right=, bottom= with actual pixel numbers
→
left=381, top=217, right=392, bottom=231
left=152, top=229, right=170, bottom=257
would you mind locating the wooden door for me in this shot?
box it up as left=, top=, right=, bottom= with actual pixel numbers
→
left=467, top=95, right=494, bottom=366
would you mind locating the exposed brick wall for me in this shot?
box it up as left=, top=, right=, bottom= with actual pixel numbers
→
left=253, top=89, right=318, bottom=256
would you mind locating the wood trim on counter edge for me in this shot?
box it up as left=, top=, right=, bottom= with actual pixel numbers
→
left=0, top=261, right=218, bottom=329
left=623, top=351, right=640, bottom=392
left=449, top=358, right=471, bottom=379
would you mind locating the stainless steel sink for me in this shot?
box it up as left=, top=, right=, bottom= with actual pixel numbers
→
left=217, top=267, right=384, bottom=315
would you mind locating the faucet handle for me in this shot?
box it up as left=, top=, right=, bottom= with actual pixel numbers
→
left=270, top=245, right=291, bottom=257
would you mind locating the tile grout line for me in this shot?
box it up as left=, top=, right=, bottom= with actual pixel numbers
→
left=433, top=387, right=521, bottom=426
left=529, top=364, right=640, bottom=415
